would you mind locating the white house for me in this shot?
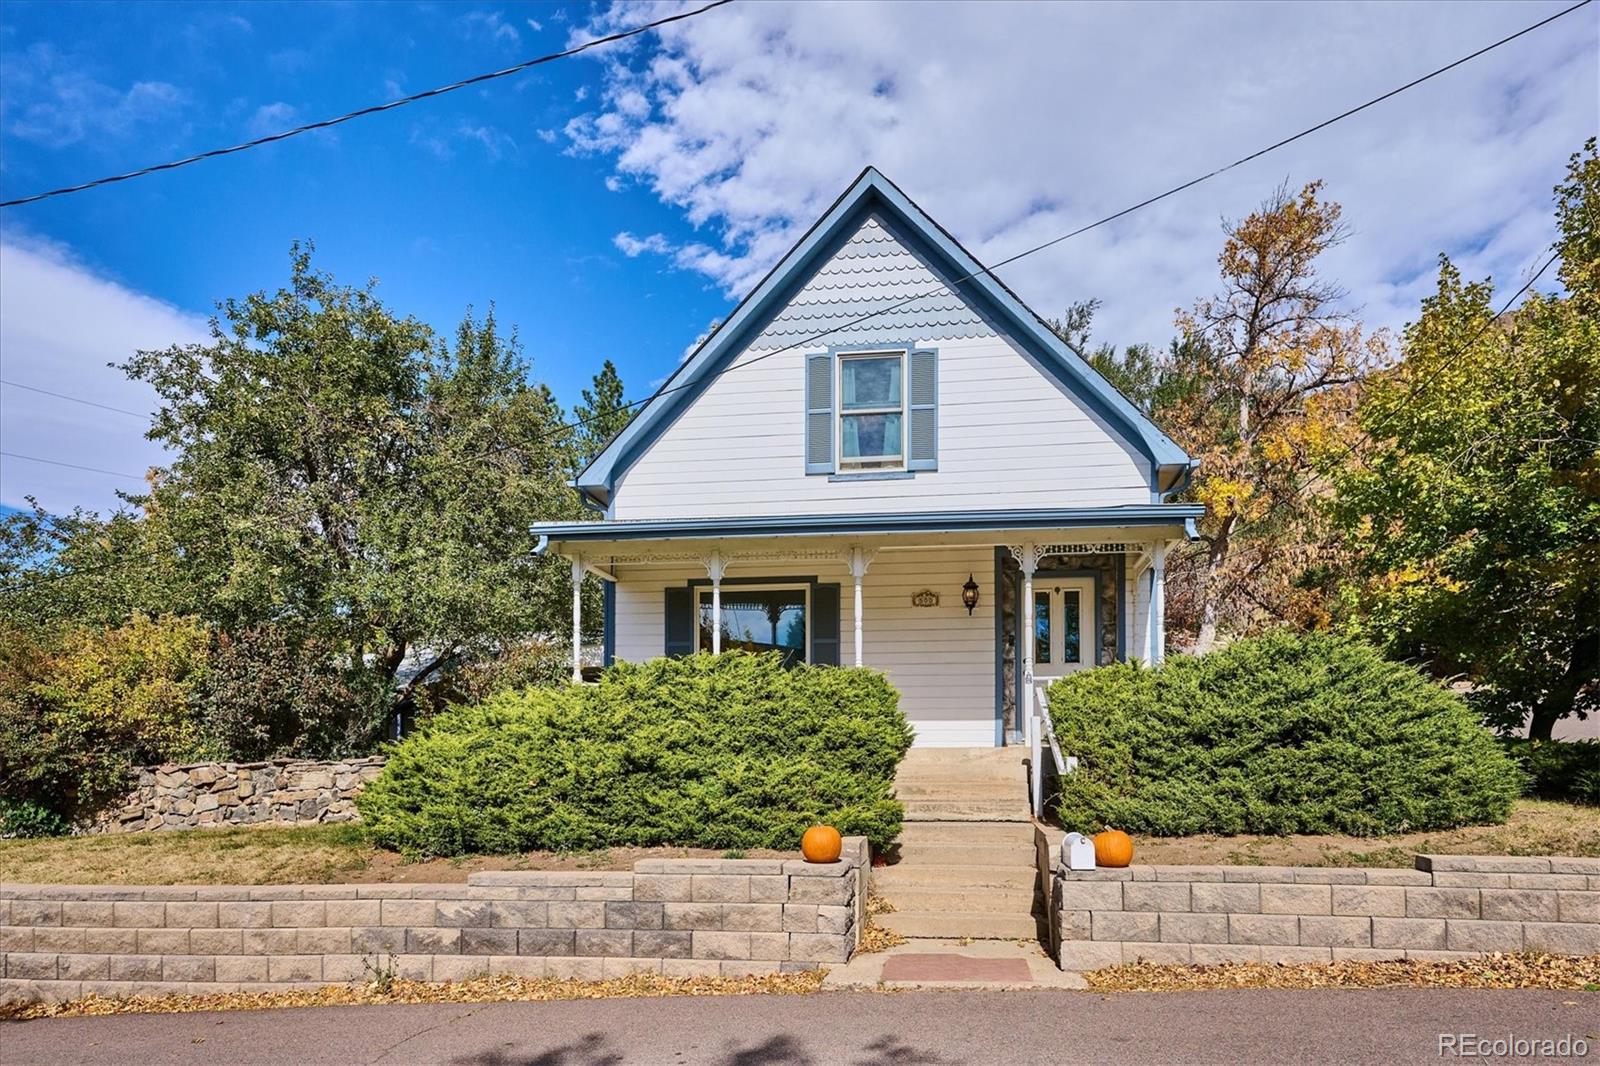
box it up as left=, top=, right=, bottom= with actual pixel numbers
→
left=534, top=168, right=1200, bottom=748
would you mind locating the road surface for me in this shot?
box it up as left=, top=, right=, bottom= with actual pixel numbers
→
left=3, top=988, right=1596, bottom=1065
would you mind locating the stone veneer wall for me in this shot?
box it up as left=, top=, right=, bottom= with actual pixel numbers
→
left=93, top=758, right=387, bottom=833
left=0, top=838, right=867, bottom=1005
left=1051, top=854, right=1600, bottom=970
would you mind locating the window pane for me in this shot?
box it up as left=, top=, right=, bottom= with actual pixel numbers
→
left=841, top=357, right=901, bottom=409
left=699, top=589, right=807, bottom=667
left=1034, top=591, right=1051, bottom=665
left=841, top=413, right=902, bottom=460
left=1063, top=590, right=1081, bottom=663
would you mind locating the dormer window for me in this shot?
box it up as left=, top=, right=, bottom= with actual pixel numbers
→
left=838, top=351, right=905, bottom=471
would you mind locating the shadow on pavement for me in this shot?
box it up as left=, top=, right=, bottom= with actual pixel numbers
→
left=448, top=1030, right=952, bottom=1066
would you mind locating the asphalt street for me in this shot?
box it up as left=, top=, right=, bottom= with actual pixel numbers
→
left=3, top=988, right=1597, bottom=1066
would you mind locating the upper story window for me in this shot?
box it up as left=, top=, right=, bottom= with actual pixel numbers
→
left=838, top=352, right=905, bottom=471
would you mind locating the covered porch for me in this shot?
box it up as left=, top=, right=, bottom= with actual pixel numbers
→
left=535, top=506, right=1201, bottom=748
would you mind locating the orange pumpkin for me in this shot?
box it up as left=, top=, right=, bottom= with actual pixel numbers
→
left=1093, top=828, right=1134, bottom=868
left=801, top=824, right=843, bottom=864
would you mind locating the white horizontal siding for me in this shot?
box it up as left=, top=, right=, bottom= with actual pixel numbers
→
left=610, top=216, right=1150, bottom=521
left=610, top=544, right=997, bottom=747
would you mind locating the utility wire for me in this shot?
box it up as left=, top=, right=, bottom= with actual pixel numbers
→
left=1, top=379, right=154, bottom=420
left=0, top=0, right=1585, bottom=591
left=0, top=0, right=736, bottom=209
left=3, top=0, right=1586, bottom=456
left=0, top=451, right=147, bottom=480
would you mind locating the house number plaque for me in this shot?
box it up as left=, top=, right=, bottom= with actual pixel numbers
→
left=911, top=589, right=940, bottom=608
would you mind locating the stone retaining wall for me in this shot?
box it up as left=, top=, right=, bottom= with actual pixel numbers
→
left=93, top=758, right=387, bottom=833
left=1051, top=854, right=1600, bottom=970
left=0, top=838, right=866, bottom=1005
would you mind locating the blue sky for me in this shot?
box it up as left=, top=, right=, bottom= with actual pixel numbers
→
left=1, top=0, right=1595, bottom=514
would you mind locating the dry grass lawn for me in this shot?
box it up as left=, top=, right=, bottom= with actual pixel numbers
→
left=1121, top=799, right=1600, bottom=867
left=0, top=824, right=791, bottom=886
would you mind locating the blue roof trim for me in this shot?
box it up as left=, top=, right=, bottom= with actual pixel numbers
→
left=533, top=505, right=1204, bottom=543
left=573, top=166, right=1196, bottom=507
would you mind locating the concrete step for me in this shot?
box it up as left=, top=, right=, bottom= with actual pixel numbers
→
left=878, top=911, right=1040, bottom=940
left=895, top=820, right=1034, bottom=843
left=893, top=778, right=1025, bottom=795
left=902, top=800, right=1031, bottom=822
left=899, top=748, right=1027, bottom=767
left=874, top=886, right=1036, bottom=913
left=874, top=864, right=1037, bottom=890
left=890, top=843, right=1036, bottom=867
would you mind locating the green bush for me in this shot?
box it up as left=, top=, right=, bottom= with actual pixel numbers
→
left=1501, top=739, right=1600, bottom=805
left=356, top=651, right=913, bottom=856
left=1047, top=631, right=1522, bottom=836
left=0, top=616, right=209, bottom=827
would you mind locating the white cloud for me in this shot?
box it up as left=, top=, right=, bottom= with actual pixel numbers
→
left=0, top=234, right=208, bottom=516
left=458, top=10, right=521, bottom=47
left=527, top=18, right=544, bottom=33
left=568, top=0, right=1599, bottom=349
left=1, top=42, right=185, bottom=149
left=613, top=231, right=673, bottom=257
left=604, top=175, right=623, bottom=192
left=409, top=121, right=516, bottom=161
left=246, top=101, right=296, bottom=137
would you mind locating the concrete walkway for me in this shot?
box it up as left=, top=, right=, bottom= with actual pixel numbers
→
left=3, top=988, right=1594, bottom=1065
left=823, top=938, right=1083, bottom=990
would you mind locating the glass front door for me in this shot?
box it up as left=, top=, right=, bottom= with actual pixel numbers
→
left=1031, top=577, right=1094, bottom=682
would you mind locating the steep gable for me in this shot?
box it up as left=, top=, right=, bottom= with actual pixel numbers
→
left=576, top=168, right=1193, bottom=516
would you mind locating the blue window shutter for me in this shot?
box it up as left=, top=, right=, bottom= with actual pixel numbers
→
left=664, top=585, right=694, bottom=657
left=811, top=583, right=841, bottom=665
left=908, top=348, right=938, bottom=471
left=805, top=353, right=834, bottom=474
left=602, top=581, right=616, bottom=667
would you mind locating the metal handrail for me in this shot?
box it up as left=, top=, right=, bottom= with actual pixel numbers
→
left=1029, top=681, right=1074, bottom=817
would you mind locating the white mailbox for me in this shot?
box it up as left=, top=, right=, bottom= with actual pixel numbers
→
left=1062, top=832, right=1096, bottom=871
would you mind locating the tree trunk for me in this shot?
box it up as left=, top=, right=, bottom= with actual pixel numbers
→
left=1194, top=520, right=1235, bottom=653
left=1528, top=629, right=1600, bottom=741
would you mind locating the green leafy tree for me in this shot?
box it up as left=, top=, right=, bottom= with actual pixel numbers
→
left=572, top=359, right=631, bottom=467
left=1332, top=140, right=1600, bottom=740
left=105, top=244, right=581, bottom=723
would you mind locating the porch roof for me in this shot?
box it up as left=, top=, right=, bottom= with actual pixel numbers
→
left=533, top=504, right=1202, bottom=547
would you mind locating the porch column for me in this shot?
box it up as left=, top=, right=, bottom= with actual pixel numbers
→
left=705, top=550, right=728, bottom=654
left=846, top=546, right=875, bottom=667
left=570, top=556, right=584, bottom=682
left=1019, top=543, right=1039, bottom=739
left=1151, top=541, right=1167, bottom=665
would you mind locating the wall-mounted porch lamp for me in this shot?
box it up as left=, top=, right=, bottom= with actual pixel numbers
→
left=961, top=573, right=980, bottom=615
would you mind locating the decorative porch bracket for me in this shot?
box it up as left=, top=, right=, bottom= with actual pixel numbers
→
left=843, top=546, right=877, bottom=668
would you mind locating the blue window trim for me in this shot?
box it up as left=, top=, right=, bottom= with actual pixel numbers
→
left=828, top=471, right=915, bottom=483
left=571, top=168, right=1195, bottom=509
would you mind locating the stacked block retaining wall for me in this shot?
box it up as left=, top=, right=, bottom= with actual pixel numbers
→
left=0, top=838, right=867, bottom=1004
left=1051, top=854, right=1600, bottom=970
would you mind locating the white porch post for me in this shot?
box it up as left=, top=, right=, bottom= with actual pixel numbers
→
left=570, top=556, right=584, bottom=682
left=705, top=550, right=727, bottom=654
left=845, top=546, right=875, bottom=667
left=1019, top=543, right=1038, bottom=739
left=1151, top=541, right=1168, bottom=665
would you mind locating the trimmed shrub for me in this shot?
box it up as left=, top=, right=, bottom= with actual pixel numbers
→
left=1502, top=739, right=1600, bottom=806
left=356, top=651, right=913, bottom=856
left=1047, top=631, right=1521, bottom=836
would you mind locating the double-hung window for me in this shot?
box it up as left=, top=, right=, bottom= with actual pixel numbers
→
left=838, top=351, right=905, bottom=471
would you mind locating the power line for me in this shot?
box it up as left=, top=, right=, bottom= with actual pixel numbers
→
left=0, top=0, right=736, bottom=209
left=4, top=0, right=1586, bottom=457
left=0, top=0, right=1584, bottom=591
left=0, top=451, right=147, bottom=480
left=1, top=379, right=154, bottom=420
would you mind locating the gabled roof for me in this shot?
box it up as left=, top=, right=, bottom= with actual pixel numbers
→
left=574, top=166, right=1195, bottom=508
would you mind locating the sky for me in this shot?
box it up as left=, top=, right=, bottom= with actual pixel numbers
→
left=1, top=0, right=1595, bottom=516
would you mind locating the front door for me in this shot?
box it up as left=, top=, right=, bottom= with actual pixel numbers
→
left=1031, top=577, right=1095, bottom=682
